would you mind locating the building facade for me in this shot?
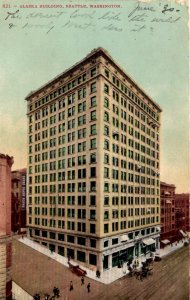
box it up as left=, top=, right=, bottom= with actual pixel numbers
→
left=26, top=48, right=162, bottom=271
left=175, top=193, right=189, bottom=236
left=160, top=182, right=176, bottom=246
left=0, top=154, right=13, bottom=299
left=11, top=168, right=27, bottom=233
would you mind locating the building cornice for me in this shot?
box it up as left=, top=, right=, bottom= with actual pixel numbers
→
left=25, top=47, right=162, bottom=112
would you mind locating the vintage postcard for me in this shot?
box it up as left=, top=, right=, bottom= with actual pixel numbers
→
left=0, top=0, right=189, bottom=299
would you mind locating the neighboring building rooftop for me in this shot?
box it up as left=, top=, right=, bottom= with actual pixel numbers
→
left=12, top=168, right=27, bottom=173
left=0, top=154, right=14, bottom=166
left=160, top=181, right=176, bottom=188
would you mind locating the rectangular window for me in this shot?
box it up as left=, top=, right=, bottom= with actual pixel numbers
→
left=90, top=210, right=96, bottom=220
left=90, top=181, right=96, bottom=192
left=104, top=167, right=109, bottom=178
left=77, top=251, right=86, bottom=262
left=90, top=124, right=97, bottom=135
left=67, top=235, right=75, bottom=243
left=105, top=69, right=109, bottom=78
left=104, top=139, right=109, bottom=150
left=104, top=196, right=109, bottom=206
left=104, top=97, right=109, bottom=108
left=90, top=223, right=96, bottom=234
left=104, top=125, right=109, bottom=136
left=90, top=167, right=96, bottom=177
left=91, top=110, right=96, bottom=121
left=104, top=83, right=109, bottom=94
left=78, top=237, right=86, bottom=246
left=91, top=96, right=96, bottom=107
left=112, top=238, right=118, bottom=245
left=90, top=138, right=96, bottom=149
left=104, top=224, right=109, bottom=233
left=90, top=239, right=96, bottom=248
left=90, top=195, right=96, bottom=206
left=91, top=68, right=96, bottom=77
left=90, top=153, right=96, bottom=164
left=91, top=82, right=96, bottom=93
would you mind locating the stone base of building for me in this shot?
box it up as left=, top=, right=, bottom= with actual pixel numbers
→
left=27, top=226, right=160, bottom=272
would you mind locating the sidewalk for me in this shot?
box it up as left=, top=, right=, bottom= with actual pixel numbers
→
left=158, top=238, right=188, bottom=257
left=12, top=281, right=33, bottom=300
left=18, top=236, right=188, bottom=285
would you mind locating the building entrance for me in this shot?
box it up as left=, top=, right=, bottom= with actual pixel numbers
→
left=103, top=255, right=109, bottom=270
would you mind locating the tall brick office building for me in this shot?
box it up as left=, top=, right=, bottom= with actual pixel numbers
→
left=26, top=48, right=162, bottom=271
left=0, top=154, right=13, bottom=299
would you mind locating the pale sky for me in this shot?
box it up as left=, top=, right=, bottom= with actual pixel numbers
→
left=0, top=0, right=189, bottom=193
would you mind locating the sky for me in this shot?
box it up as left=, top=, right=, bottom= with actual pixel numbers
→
left=0, top=0, right=189, bottom=193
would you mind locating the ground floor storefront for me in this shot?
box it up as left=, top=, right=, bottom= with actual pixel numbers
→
left=28, top=226, right=160, bottom=272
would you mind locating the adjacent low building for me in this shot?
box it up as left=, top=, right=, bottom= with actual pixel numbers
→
left=0, top=154, right=14, bottom=300
left=175, top=193, right=189, bottom=237
left=160, top=182, right=176, bottom=247
left=11, top=168, right=27, bottom=233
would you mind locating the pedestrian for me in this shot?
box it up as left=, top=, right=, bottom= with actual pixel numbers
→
left=81, top=276, right=85, bottom=285
left=53, top=287, right=57, bottom=297
left=96, top=270, right=101, bottom=278
left=87, top=283, right=91, bottom=293
left=70, top=281, right=73, bottom=291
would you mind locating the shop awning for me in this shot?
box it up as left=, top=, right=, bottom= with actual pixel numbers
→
left=161, top=239, right=170, bottom=245
left=120, top=235, right=129, bottom=242
left=164, top=191, right=171, bottom=195
left=143, top=238, right=155, bottom=246
left=179, top=230, right=187, bottom=237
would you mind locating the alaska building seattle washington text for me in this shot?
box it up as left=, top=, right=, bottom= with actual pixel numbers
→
left=26, top=48, right=162, bottom=271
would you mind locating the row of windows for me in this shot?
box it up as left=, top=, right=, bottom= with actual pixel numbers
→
left=29, top=68, right=97, bottom=112
left=31, top=101, right=158, bottom=147
left=32, top=82, right=96, bottom=121
left=28, top=182, right=158, bottom=195
left=34, top=229, right=97, bottom=249
left=29, top=195, right=159, bottom=206
left=30, top=162, right=159, bottom=179
left=31, top=149, right=158, bottom=171
left=104, top=70, right=159, bottom=121
left=30, top=152, right=157, bottom=176
left=30, top=206, right=158, bottom=219
left=31, top=170, right=157, bottom=185
left=29, top=216, right=159, bottom=233
left=104, top=87, right=158, bottom=126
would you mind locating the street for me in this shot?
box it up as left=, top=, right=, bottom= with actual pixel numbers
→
left=12, top=239, right=189, bottom=300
